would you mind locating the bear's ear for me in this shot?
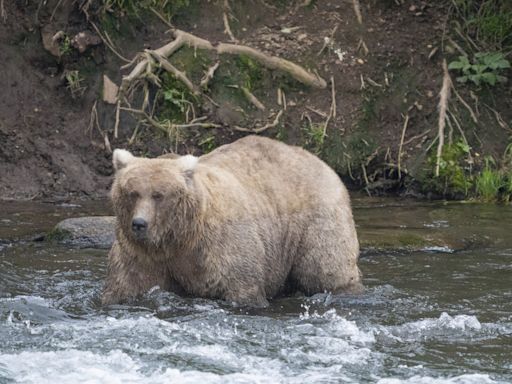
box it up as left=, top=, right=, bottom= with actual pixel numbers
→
left=113, top=149, right=135, bottom=171
left=178, top=155, right=198, bottom=186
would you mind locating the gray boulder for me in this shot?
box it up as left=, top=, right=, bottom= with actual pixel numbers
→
left=51, top=216, right=116, bottom=249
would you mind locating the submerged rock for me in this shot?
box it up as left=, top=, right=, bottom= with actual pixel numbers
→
left=51, top=216, right=116, bottom=249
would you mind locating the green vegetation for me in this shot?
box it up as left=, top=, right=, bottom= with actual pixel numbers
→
left=59, top=35, right=72, bottom=56
left=101, top=0, right=192, bottom=20
left=158, top=72, right=198, bottom=123
left=475, top=157, right=503, bottom=202
left=198, top=134, right=216, bottom=153
left=452, top=0, right=512, bottom=50
left=448, top=52, right=510, bottom=86
left=64, top=70, right=86, bottom=98
left=420, top=140, right=512, bottom=202
left=235, top=54, right=263, bottom=91
left=302, top=122, right=325, bottom=154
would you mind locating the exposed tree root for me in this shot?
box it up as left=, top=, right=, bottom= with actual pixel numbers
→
left=121, top=29, right=326, bottom=92
left=112, top=28, right=328, bottom=139
left=217, top=43, right=326, bottom=88
left=200, top=61, right=220, bottom=89
left=148, top=50, right=199, bottom=95
left=435, top=59, right=451, bottom=177
left=397, top=113, right=409, bottom=179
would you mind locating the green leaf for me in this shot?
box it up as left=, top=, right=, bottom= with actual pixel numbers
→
left=448, top=60, right=465, bottom=70
left=473, top=64, right=488, bottom=74
left=457, top=142, right=471, bottom=153
left=481, top=72, right=497, bottom=86
left=468, top=75, right=481, bottom=86
left=495, top=59, right=511, bottom=69
left=456, top=76, right=469, bottom=83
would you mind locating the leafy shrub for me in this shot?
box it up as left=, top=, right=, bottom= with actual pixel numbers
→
left=448, top=52, right=510, bottom=86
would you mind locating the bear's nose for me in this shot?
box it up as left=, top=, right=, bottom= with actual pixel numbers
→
left=132, top=217, right=147, bottom=233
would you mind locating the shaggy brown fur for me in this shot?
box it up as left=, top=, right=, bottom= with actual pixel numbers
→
left=102, top=136, right=362, bottom=306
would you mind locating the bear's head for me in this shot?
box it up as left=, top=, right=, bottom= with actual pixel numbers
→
left=111, top=149, right=201, bottom=247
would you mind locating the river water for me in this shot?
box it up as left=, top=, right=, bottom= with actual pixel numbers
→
left=0, top=199, right=511, bottom=383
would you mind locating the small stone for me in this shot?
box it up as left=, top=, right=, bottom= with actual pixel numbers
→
left=72, top=31, right=102, bottom=54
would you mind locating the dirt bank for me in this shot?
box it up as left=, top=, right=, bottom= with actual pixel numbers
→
left=0, top=1, right=510, bottom=200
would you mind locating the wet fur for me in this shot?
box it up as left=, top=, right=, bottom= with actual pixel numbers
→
left=102, top=136, right=362, bottom=306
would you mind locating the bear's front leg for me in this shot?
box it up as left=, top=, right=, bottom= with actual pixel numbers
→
left=223, top=284, right=269, bottom=308
left=101, top=241, right=172, bottom=305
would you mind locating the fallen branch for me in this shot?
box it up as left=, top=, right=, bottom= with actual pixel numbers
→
left=435, top=60, right=451, bottom=177
left=234, top=110, right=284, bottom=133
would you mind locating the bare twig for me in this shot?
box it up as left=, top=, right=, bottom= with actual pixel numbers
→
left=352, top=0, right=363, bottom=24
left=149, top=6, right=174, bottom=29
left=1, top=0, right=6, bottom=23
left=357, top=38, right=369, bottom=55
left=231, top=86, right=266, bottom=111
left=447, top=37, right=468, bottom=57
left=50, top=0, right=64, bottom=22
left=448, top=110, right=472, bottom=163
left=306, top=106, right=327, bottom=118
left=223, top=0, right=237, bottom=42
left=452, top=85, right=478, bottom=123
left=331, top=76, right=336, bottom=119
left=483, top=103, right=511, bottom=132
left=397, top=113, right=409, bottom=179
left=200, top=61, right=220, bottom=88
left=89, top=21, right=131, bottom=63
left=234, top=110, right=284, bottom=133
left=121, top=107, right=220, bottom=132
left=366, top=76, right=382, bottom=88
left=321, top=76, right=336, bottom=139
left=435, top=60, right=451, bottom=177
left=402, top=128, right=431, bottom=146
left=114, top=99, right=121, bottom=139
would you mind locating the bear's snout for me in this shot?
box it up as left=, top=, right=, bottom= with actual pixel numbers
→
left=132, top=217, right=148, bottom=235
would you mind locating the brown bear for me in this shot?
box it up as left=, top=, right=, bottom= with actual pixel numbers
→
left=102, top=135, right=361, bottom=306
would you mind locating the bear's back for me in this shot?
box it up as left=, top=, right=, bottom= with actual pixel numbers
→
left=199, top=135, right=348, bottom=209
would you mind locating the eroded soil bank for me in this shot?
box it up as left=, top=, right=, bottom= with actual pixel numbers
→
left=0, top=1, right=510, bottom=200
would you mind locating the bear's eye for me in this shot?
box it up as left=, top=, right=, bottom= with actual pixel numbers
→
left=152, top=191, right=163, bottom=200
left=128, top=191, right=139, bottom=199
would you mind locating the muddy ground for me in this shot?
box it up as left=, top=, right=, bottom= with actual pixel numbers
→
left=0, top=0, right=510, bottom=200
